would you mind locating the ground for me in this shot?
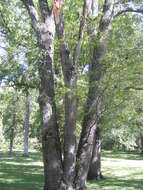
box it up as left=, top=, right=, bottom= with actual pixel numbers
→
left=88, top=151, right=143, bottom=190
left=0, top=151, right=43, bottom=190
left=0, top=150, right=143, bottom=190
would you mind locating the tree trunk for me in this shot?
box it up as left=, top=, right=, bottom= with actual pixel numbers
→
left=75, top=122, right=97, bottom=190
left=39, top=50, right=62, bottom=189
left=23, top=90, right=30, bottom=157
left=20, top=1, right=63, bottom=188
left=9, top=128, right=14, bottom=157
left=38, top=14, right=63, bottom=190
left=74, top=36, right=106, bottom=189
left=63, top=90, right=77, bottom=189
left=56, top=14, right=78, bottom=189
left=75, top=1, right=114, bottom=188
left=9, top=90, right=17, bottom=157
left=140, top=133, right=143, bottom=154
left=60, top=44, right=77, bottom=190
left=88, top=127, right=102, bottom=180
left=74, top=57, right=102, bottom=189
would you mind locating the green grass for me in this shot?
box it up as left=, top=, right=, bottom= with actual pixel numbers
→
left=88, top=150, right=143, bottom=190
left=0, top=151, right=44, bottom=190
left=0, top=150, right=143, bottom=190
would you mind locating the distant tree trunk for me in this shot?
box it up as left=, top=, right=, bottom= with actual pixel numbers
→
left=23, top=91, right=30, bottom=157
left=88, top=127, right=102, bottom=180
left=9, top=128, right=14, bottom=157
left=9, top=90, right=17, bottom=157
left=140, top=133, right=143, bottom=154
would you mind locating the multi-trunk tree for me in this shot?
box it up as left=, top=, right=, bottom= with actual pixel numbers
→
left=20, top=0, right=143, bottom=189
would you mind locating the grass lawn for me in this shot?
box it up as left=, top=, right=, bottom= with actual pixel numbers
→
left=0, top=151, right=44, bottom=190
left=88, top=150, right=143, bottom=190
left=0, top=150, right=143, bottom=190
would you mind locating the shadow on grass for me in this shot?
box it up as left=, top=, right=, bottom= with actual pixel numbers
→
left=88, top=176, right=143, bottom=190
left=102, top=150, right=143, bottom=160
left=0, top=182, right=43, bottom=190
left=0, top=151, right=42, bottom=163
left=0, top=151, right=44, bottom=190
left=1, top=150, right=143, bottom=190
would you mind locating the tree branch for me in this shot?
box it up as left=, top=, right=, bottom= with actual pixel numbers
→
left=0, top=10, right=11, bottom=33
left=88, top=0, right=98, bottom=18
left=114, top=2, right=143, bottom=17
left=124, top=86, right=143, bottom=91
left=99, top=0, right=114, bottom=33
left=21, top=0, right=41, bottom=33
left=56, top=13, right=72, bottom=85
left=73, top=0, right=89, bottom=72
left=101, top=94, right=130, bottom=116
left=56, top=0, right=91, bottom=84
left=38, top=0, right=50, bottom=21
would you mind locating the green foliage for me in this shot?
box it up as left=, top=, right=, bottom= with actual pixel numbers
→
left=98, top=15, right=143, bottom=151
left=0, top=87, right=40, bottom=151
left=0, top=0, right=143, bottom=155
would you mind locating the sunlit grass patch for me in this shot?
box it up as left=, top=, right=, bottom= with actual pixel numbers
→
left=88, top=150, right=143, bottom=190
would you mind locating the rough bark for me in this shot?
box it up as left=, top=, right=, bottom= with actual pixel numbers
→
left=23, top=90, right=30, bottom=157
left=56, top=1, right=89, bottom=188
left=75, top=46, right=103, bottom=189
left=39, top=50, right=62, bottom=189
left=88, top=127, right=102, bottom=180
left=88, top=0, right=98, bottom=18
left=86, top=0, right=143, bottom=180
left=56, top=16, right=77, bottom=188
left=21, top=1, right=63, bottom=189
left=56, top=40, right=79, bottom=188
left=74, top=45, right=104, bottom=188
left=38, top=14, right=62, bottom=190
left=86, top=0, right=143, bottom=182
left=75, top=1, right=114, bottom=189
left=62, top=91, right=76, bottom=189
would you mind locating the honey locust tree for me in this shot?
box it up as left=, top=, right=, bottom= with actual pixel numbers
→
left=19, top=0, right=143, bottom=190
